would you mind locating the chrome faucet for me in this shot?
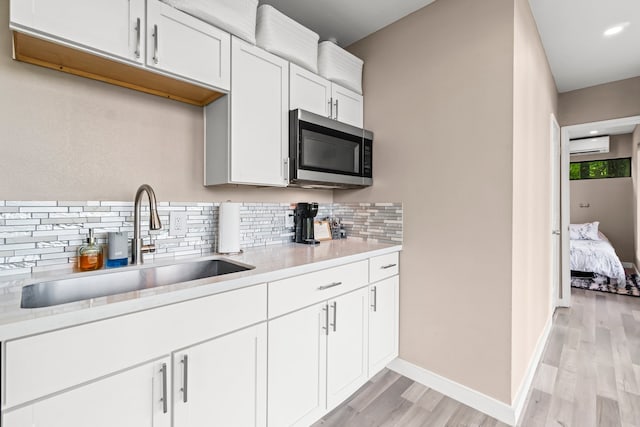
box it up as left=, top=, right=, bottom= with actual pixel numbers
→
left=131, top=184, right=162, bottom=265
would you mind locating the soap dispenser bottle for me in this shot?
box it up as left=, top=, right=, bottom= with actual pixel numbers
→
left=77, top=229, right=104, bottom=271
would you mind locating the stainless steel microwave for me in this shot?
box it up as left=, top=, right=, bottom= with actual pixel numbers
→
left=289, top=109, right=373, bottom=189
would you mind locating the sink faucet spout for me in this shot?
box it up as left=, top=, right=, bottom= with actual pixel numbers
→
left=132, top=184, right=162, bottom=265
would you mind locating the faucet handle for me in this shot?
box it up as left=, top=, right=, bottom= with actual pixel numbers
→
left=141, top=243, right=156, bottom=254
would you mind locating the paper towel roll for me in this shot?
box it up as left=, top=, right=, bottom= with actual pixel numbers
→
left=218, top=202, right=241, bottom=253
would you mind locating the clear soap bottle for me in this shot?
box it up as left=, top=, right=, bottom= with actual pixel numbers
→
left=77, top=229, right=104, bottom=271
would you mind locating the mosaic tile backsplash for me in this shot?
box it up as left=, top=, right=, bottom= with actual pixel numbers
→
left=0, top=201, right=402, bottom=276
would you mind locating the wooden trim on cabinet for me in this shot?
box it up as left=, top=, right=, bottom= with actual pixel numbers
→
left=12, top=31, right=224, bottom=106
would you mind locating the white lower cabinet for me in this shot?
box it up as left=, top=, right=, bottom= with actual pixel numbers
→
left=268, top=286, right=369, bottom=427
left=268, top=302, right=327, bottom=427
left=4, top=357, right=171, bottom=427
left=326, top=287, right=369, bottom=408
left=173, top=323, right=267, bottom=427
left=368, top=275, right=400, bottom=376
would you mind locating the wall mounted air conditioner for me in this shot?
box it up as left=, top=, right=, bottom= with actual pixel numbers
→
left=569, top=135, right=610, bottom=155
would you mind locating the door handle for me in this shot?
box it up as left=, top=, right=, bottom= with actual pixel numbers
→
left=552, top=230, right=561, bottom=235
left=330, top=301, right=337, bottom=332
left=322, top=303, right=329, bottom=336
left=134, top=17, right=141, bottom=59
left=160, top=363, right=168, bottom=414
left=371, top=286, right=377, bottom=312
left=152, top=24, right=159, bottom=64
left=181, top=355, right=189, bottom=403
left=334, top=99, right=339, bottom=119
left=328, top=98, right=333, bottom=118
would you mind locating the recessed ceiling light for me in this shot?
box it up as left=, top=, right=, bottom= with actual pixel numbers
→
left=589, top=130, right=599, bottom=135
left=604, top=22, right=630, bottom=37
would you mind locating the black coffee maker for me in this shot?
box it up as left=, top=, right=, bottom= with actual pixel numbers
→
left=294, top=202, right=319, bottom=244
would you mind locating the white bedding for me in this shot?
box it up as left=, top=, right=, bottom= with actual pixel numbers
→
left=570, top=238, right=626, bottom=286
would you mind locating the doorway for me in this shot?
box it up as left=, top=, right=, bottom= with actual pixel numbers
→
left=558, top=115, right=640, bottom=307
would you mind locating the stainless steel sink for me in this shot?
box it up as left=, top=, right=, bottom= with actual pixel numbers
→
left=21, top=259, right=254, bottom=309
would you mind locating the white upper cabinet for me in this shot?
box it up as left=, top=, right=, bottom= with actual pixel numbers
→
left=146, top=0, right=230, bottom=90
left=10, top=0, right=145, bottom=64
left=332, top=83, right=364, bottom=128
left=207, top=37, right=288, bottom=187
left=290, top=63, right=332, bottom=118
left=289, top=63, right=364, bottom=128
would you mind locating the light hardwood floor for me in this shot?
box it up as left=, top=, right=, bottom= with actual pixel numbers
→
left=313, top=288, right=640, bottom=426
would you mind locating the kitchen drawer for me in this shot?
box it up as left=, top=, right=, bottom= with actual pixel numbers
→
left=369, top=252, right=399, bottom=283
left=268, top=261, right=368, bottom=318
left=4, top=284, right=266, bottom=408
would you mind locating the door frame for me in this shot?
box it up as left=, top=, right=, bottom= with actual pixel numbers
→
left=550, top=114, right=561, bottom=309
left=559, top=115, right=640, bottom=307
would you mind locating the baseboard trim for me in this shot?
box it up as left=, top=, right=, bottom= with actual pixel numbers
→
left=511, top=314, right=553, bottom=424
left=388, top=315, right=553, bottom=426
left=387, top=358, right=515, bottom=425
left=622, top=262, right=635, bottom=270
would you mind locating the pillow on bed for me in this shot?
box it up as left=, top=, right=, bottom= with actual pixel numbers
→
left=569, top=221, right=600, bottom=240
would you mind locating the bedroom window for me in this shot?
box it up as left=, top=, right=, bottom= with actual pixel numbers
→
left=569, top=157, right=631, bottom=180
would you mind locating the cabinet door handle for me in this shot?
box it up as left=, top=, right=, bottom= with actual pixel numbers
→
left=334, top=99, right=339, bottom=119
left=283, top=158, right=289, bottom=183
left=152, top=24, right=159, bottom=64
left=322, top=304, right=329, bottom=336
left=371, top=286, right=377, bottom=312
left=318, top=281, right=342, bottom=291
left=134, top=17, right=141, bottom=59
left=330, top=301, right=337, bottom=332
left=381, top=263, right=397, bottom=270
left=160, top=363, right=168, bottom=414
left=181, top=355, right=189, bottom=403
left=328, top=98, right=333, bottom=118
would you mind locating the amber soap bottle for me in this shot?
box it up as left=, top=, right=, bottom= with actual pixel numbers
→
left=77, top=229, right=104, bottom=271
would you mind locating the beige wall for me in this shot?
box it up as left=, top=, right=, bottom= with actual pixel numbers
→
left=510, top=0, right=558, bottom=401
left=558, top=76, right=640, bottom=126
left=0, top=2, right=331, bottom=204
left=342, top=0, right=516, bottom=403
left=570, top=134, right=634, bottom=262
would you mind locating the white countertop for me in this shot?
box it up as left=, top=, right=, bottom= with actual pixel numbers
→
left=0, top=239, right=401, bottom=340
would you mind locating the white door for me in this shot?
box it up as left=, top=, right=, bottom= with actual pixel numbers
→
left=290, top=63, right=332, bottom=118
left=10, top=0, right=145, bottom=64
left=368, top=276, right=399, bottom=377
left=550, top=114, right=561, bottom=307
left=173, top=324, right=267, bottom=427
left=331, top=83, right=364, bottom=128
left=3, top=357, right=171, bottom=427
left=146, top=0, right=230, bottom=90
left=268, top=303, right=327, bottom=427
left=231, top=38, right=289, bottom=186
left=326, top=287, right=369, bottom=409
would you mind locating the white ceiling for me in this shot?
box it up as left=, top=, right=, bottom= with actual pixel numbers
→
left=259, top=0, right=640, bottom=94
left=258, top=0, right=436, bottom=47
left=529, top=0, right=640, bottom=93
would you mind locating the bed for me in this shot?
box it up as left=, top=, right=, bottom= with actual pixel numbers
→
left=569, top=222, right=626, bottom=287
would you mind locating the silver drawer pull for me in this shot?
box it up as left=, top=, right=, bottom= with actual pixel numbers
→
left=318, top=281, right=342, bottom=291
left=381, top=263, right=397, bottom=269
